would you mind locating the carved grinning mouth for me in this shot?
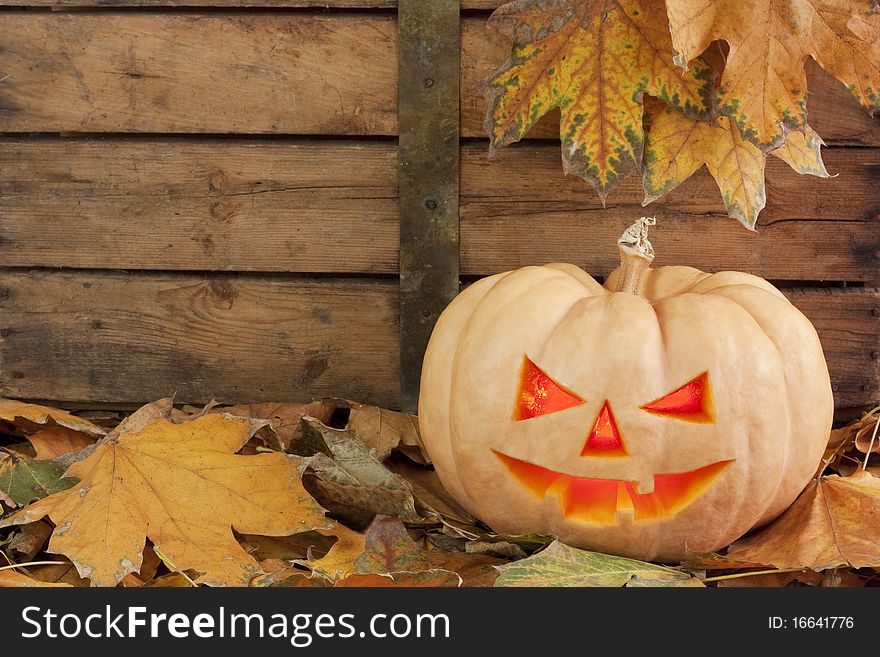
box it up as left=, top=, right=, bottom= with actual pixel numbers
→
left=494, top=451, right=733, bottom=525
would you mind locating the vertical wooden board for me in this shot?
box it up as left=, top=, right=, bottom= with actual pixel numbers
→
left=398, top=0, right=460, bottom=412
left=0, top=14, right=397, bottom=134
left=0, top=272, right=400, bottom=406
left=0, top=139, right=399, bottom=273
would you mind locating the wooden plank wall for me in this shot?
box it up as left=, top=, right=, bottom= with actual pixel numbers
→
left=0, top=3, right=878, bottom=412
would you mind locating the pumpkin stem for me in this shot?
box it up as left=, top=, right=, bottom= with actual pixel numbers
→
left=614, top=217, right=656, bottom=295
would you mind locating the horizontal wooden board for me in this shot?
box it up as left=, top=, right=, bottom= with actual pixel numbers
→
left=2, top=139, right=878, bottom=282
left=0, top=138, right=399, bottom=273
left=0, top=271, right=875, bottom=408
left=0, top=13, right=877, bottom=145
left=783, top=288, right=880, bottom=410
left=0, top=271, right=400, bottom=406
left=0, top=1, right=498, bottom=6
left=0, top=14, right=399, bottom=134
left=460, top=144, right=880, bottom=283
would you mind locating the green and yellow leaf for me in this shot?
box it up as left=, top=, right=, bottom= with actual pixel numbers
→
left=494, top=540, right=703, bottom=587
left=484, top=0, right=714, bottom=201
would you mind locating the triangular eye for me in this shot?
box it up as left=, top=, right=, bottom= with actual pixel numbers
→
left=641, top=372, right=715, bottom=423
left=515, top=356, right=585, bottom=421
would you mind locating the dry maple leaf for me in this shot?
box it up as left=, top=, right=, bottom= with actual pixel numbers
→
left=0, top=412, right=332, bottom=587
left=0, top=399, right=105, bottom=438
left=643, top=99, right=829, bottom=228
left=484, top=0, right=714, bottom=201
left=665, top=0, right=880, bottom=150
left=26, top=427, right=96, bottom=460
left=727, top=470, right=880, bottom=570
left=0, top=569, right=71, bottom=588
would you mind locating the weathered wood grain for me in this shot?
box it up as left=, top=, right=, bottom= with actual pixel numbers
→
left=0, top=138, right=399, bottom=273
left=2, top=140, right=877, bottom=282
left=0, top=271, right=400, bottom=406
left=0, top=14, right=398, bottom=134
left=460, top=144, right=880, bottom=283
left=0, top=1, right=496, bottom=6
left=398, top=0, right=461, bottom=411
left=0, top=271, right=874, bottom=408
left=783, top=288, right=880, bottom=410
left=0, top=13, right=876, bottom=145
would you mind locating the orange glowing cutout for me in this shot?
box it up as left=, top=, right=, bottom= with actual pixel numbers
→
left=581, top=401, right=627, bottom=457
left=641, top=372, right=715, bottom=423
left=494, top=450, right=733, bottom=524
left=515, top=356, right=585, bottom=421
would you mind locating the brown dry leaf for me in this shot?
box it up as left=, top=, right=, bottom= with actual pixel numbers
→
left=8, top=520, right=53, bottom=561
left=680, top=551, right=764, bottom=571
left=0, top=569, right=72, bottom=588
left=239, top=531, right=336, bottom=563
left=0, top=399, right=105, bottom=438
left=346, top=402, right=426, bottom=463
left=727, top=471, right=880, bottom=570
left=27, top=427, right=96, bottom=460
left=303, top=523, right=367, bottom=581
left=218, top=402, right=335, bottom=452
left=715, top=571, right=823, bottom=587
left=298, top=418, right=426, bottom=528
left=141, top=573, right=195, bottom=588
left=665, top=0, right=880, bottom=150
left=105, top=398, right=174, bottom=441
left=27, top=559, right=90, bottom=587
left=334, top=570, right=461, bottom=587
left=383, top=454, right=475, bottom=526
left=354, top=516, right=502, bottom=587
left=0, top=410, right=333, bottom=586
left=826, top=406, right=879, bottom=456
left=855, top=411, right=880, bottom=454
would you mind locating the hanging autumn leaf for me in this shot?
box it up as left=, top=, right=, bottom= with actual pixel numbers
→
left=484, top=0, right=714, bottom=201
left=0, top=411, right=333, bottom=587
left=726, top=471, right=880, bottom=570
left=664, top=0, right=880, bottom=151
left=643, top=99, right=829, bottom=228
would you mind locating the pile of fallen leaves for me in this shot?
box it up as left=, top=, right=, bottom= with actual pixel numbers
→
left=1, top=397, right=878, bottom=588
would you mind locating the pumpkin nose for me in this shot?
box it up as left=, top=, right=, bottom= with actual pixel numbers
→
left=581, top=400, right=627, bottom=457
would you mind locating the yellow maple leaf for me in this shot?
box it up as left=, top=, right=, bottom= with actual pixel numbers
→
left=303, top=523, right=367, bottom=581
left=0, top=413, right=332, bottom=587
left=484, top=0, right=714, bottom=201
left=643, top=99, right=829, bottom=228
left=665, top=0, right=880, bottom=150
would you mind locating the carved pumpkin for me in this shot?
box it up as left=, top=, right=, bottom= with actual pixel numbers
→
left=418, top=218, right=833, bottom=562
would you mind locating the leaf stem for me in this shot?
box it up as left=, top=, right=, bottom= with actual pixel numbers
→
left=0, top=561, right=66, bottom=572
left=701, top=567, right=811, bottom=583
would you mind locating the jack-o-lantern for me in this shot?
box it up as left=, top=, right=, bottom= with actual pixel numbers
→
left=418, top=218, right=833, bottom=562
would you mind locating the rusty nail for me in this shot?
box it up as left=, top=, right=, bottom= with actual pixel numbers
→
left=423, top=77, right=434, bottom=88
left=424, top=198, right=438, bottom=210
